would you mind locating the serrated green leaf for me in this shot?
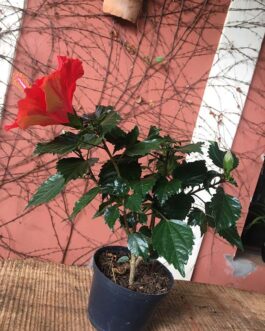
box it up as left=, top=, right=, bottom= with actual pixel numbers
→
left=79, top=133, right=102, bottom=149
left=128, top=233, right=149, bottom=258
left=103, top=178, right=129, bottom=197
left=152, top=220, right=194, bottom=277
left=218, top=226, right=243, bottom=250
left=27, top=174, right=65, bottom=208
left=104, top=205, right=120, bottom=229
left=173, top=160, right=208, bottom=187
left=175, top=142, right=203, bottom=154
left=147, top=126, right=161, bottom=139
left=158, top=193, right=194, bottom=220
left=208, top=142, right=239, bottom=170
left=99, top=110, right=121, bottom=134
left=56, top=158, right=89, bottom=181
left=211, top=187, right=241, bottom=231
left=34, top=132, right=79, bottom=155
left=125, top=192, right=142, bottom=212
left=105, top=127, right=127, bottom=152
left=130, top=176, right=157, bottom=197
left=154, top=177, right=181, bottom=205
left=156, top=154, right=178, bottom=176
left=126, top=126, right=139, bottom=147
left=95, top=105, right=114, bottom=118
left=99, top=157, right=141, bottom=190
left=126, top=139, right=162, bottom=156
left=71, top=187, right=100, bottom=219
left=187, top=208, right=207, bottom=236
left=93, top=199, right=114, bottom=218
left=67, top=113, right=83, bottom=129
left=117, top=256, right=129, bottom=264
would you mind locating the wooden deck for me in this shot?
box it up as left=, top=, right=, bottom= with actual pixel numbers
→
left=0, top=259, right=264, bottom=330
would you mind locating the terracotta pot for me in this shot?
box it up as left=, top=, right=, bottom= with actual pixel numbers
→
left=103, top=0, right=143, bottom=23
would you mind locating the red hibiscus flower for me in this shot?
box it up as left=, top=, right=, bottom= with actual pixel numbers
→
left=4, top=56, right=84, bottom=130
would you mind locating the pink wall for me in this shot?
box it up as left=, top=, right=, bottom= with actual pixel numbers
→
left=3, top=1, right=264, bottom=293
left=0, top=0, right=229, bottom=263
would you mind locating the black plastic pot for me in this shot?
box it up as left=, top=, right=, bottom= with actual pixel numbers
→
left=88, top=246, right=174, bottom=331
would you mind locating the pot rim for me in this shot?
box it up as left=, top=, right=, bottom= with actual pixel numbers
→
left=93, top=245, right=174, bottom=298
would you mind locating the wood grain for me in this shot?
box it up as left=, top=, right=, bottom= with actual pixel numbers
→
left=0, top=259, right=264, bottom=330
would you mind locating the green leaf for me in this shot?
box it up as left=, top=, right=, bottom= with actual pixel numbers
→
left=56, top=158, right=89, bottom=181
left=208, top=142, right=239, bottom=170
left=152, top=220, right=194, bottom=277
left=139, top=226, right=151, bottom=237
left=156, top=154, right=178, bottom=176
left=218, top=226, right=243, bottom=250
left=126, top=139, right=162, bottom=156
left=34, top=132, right=79, bottom=155
left=130, top=176, right=157, bottom=197
left=147, top=126, right=161, bottom=139
left=173, top=160, right=208, bottom=187
left=188, top=208, right=207, bottom=236
left=117, top=256, right=129, bottom=264
left=175, top=142, right=203, bottom=154
left=211, top=187, right=241, bottom=231
left=103, top=178, right=129, bottom=197
left=125, top=192, right=142, bottom=212
left=104, top=205, right=120, bottom=229
left=99, top=157, right=141, bottom=189
left=128, top=233, right=149, bottom=259
left=208, top=142, right=226, bottom=168
left=105, top=127, right=127, bottom=152
left=158, top=193, right=194, bottom=220
left=125, top=126, right=139, bottom=147
left=203, top=170, right=221, bottom=193
left=155, top=56, right=164, bottom=63
left=27, top=174, right=65, bottom=208
left=154, top=177, right=181, bottom=205
left=71, top=187, right=100, bottom=219
left=67, top=113, right=83, bottom=129
left=99, top=109, right=121, bottom=134
left=95, top=105, right=114, bottom=118
left=93, top=199, right=114, bottom=218
left=79, top=133, right=102, bottom=149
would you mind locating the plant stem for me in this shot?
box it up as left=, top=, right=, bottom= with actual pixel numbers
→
left=150, top=212, right=156, bottom=230
left=102, top=139, right=121, bottom=176
left=129, top=254, right=137, bottom=286
left=123, top=205, right=131, bottom=235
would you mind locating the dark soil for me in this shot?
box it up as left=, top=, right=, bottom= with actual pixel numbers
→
left=97, top=250, right=172, bottom=295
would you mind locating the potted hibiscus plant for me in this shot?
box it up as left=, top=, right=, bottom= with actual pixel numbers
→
left=4, top=56, right=243, bottom=331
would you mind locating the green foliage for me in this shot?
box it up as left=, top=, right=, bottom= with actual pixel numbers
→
left=152, top=220, right=194, bottom=277
left=188, top=208, right=207, bottom=236
left=34, top=132, right=79, bottom=155
left=157, top=193, right=194, bottom=220
left=128, top=233, right=149, bottom=259
left=104, top=205, right=120, bottom=229
left=71, top=187, right=100, bottom=219
left=173, top=160, right=208, bottom=187
left=154, top=177, right=181, bottom=205
left=126, top=139, right=162, bottom=156
left=211, top=187, right=241, bottom=231
left=27, top=174, right=65, bottom=208
left=174, top=142, right=203, bottom=154
left=208, top=142, right=239, bottom=171
left=56, top=158, right=91, bottom=181
left=28, top=107, right=243, bottom=279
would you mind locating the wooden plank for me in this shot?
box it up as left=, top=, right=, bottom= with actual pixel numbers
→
left=0, top=259, right=264, bottom=330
